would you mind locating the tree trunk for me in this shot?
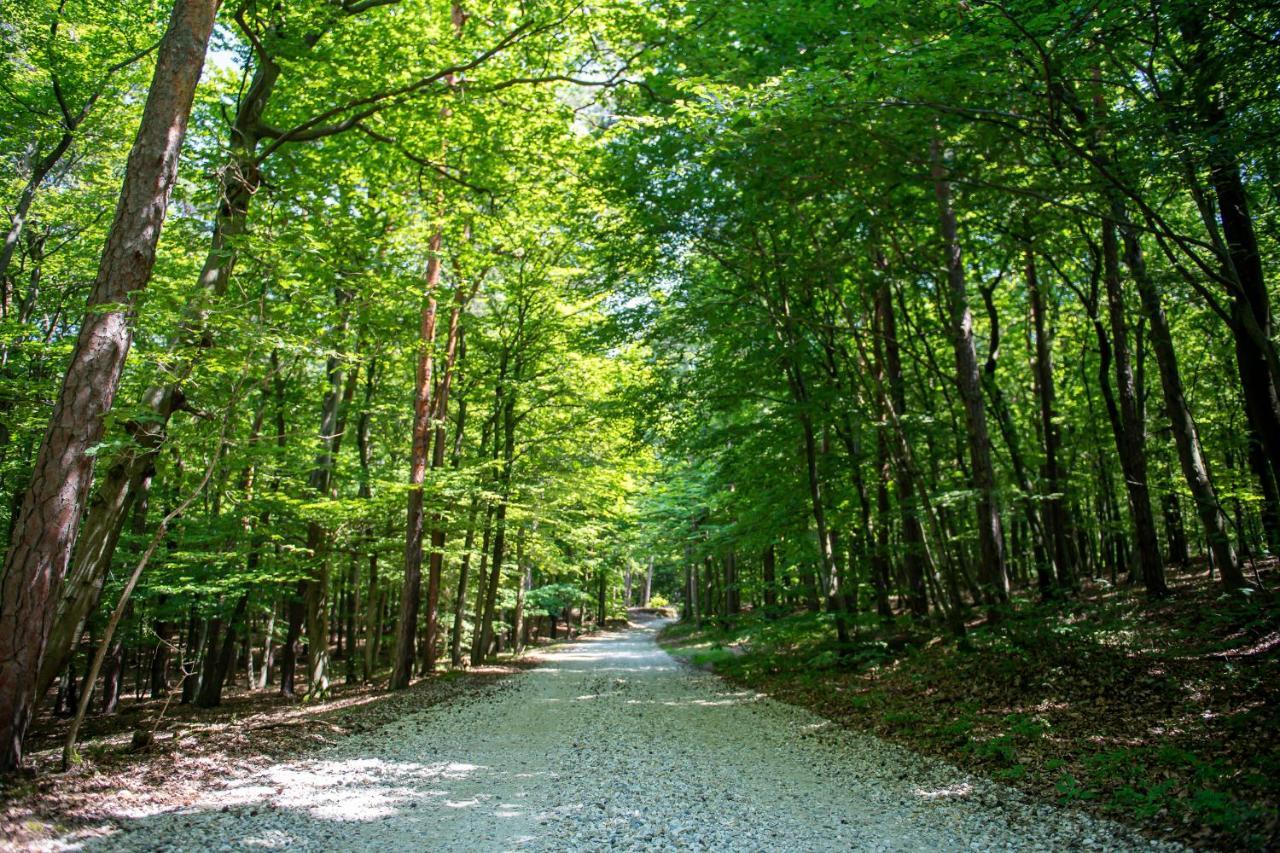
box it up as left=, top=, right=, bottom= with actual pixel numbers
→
left=1101, top=209, right=1166, bottom=595
left=513, top=528, right=529, bottom=654
left=477, top=391, right=516, bottom=664
left=0, top=132, right=74, bottom=290
left=978, top=278, right=1053, bottom=599
left=872, top=434, right=895, bottom=620
left=258, top=602, right=275, bottom=690
left=1025, top=246, right=1075, bottom=589
left=468, top=504, right=495, bottom=665
left=761, top=545, right=779, bottom=616
left=99, top=639, right=124, bottom=715
left=196, top=594, right=246, bottom=708
left=1122, top=224, right=1241, bottom=586
left=451, top=496, right=480, bottom=668
left=0, top=0, right=217, bottom=770
left=180, top=606, right=201, bottom=704
left=874, top=277, right=929, bottom=617
left=392, top=231, right=443, bottom=689
left=643, top=556, right=654, bottom=606
left=724, top=547, right=739, bottom=615
left=302, top=298, right=356, bottom=699
left=423, top=311, right=469, bottom=675
left=931, top=140, right=1008, bottom=605
left=149, top=617, right=173, bottom=698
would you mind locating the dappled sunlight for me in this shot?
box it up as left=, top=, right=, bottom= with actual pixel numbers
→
left=183, top=757, right=485, bottom=822
left=915, top=783, right=974, bottom=800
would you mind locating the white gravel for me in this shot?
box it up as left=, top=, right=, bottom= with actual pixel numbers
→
left=70, top=617, right=1175, bottom=851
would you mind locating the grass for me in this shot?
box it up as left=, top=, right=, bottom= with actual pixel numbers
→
left=658, top=564, right=1280, bottom=850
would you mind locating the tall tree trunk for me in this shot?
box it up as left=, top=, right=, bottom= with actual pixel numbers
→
left=392, top=230, right=443, bottom=689
left=978, top=279, right=1054, bottom=598
left=931, top=140, right=1009, bottom=605
left=476, top=390, right=516, bottom=664
left=512, top=527, right=529, bottom=654
left=468, top=503, right=496, bottom=665
left=1121, top=224, right=1242, bottom=586
left=302, top=293, right=356, bottom=699
left=873, top=277, right=929, bottom=617
left=451, top=495, right=481, bottom=668
left=1025, top=246, right=1075, bottom=589
left=1101, top=209, right=1167, bottom=595
left=872, top=433, right=895, bottom=620
left=422, top=301, right=470, bottom=675
left=0, top=0, right=217, bottom=771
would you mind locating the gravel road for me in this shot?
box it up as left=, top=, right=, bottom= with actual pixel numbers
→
left=78, top=617, right=1172, bottom=851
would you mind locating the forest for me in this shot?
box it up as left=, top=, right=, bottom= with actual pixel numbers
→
left=1, top=0, right=1278, bottom=848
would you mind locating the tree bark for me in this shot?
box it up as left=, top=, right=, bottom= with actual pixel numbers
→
left=467, top=503, right=495, bottom=665
left=0, top=0, right=217, bottom=771
left=873, top=277, right=929, bottom=617
left=392, top=231, right=443, bottom=689
left=931, top=140, right=1008, bottom=605
left=1122, top=224, right=1241, bottom=586
left=476, top=388, right=516, bottom=663
left=643, top=556, right=654, bottom=607
left=1025, top=246, right=1075, bottom=589
left=1101, top=209, right=1167, bottom=595
left=149, top=615, right=173, bottom=698
left=196, top=593, right=246, bottom=708
left=978, top=279, right=1054, bottom=598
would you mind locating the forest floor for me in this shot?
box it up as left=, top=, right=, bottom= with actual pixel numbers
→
left=0, top=643, right=566, bottom=849
left=658, top=564, right=1280, bottom=851
left=6, top=614, right=1166, bottom=851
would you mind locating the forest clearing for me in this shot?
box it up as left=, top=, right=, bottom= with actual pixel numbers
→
left=1, top=0, right=1278, bottom=849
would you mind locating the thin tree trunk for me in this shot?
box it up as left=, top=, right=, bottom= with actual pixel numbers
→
left=258, top=602, right=275, bottom=690
left=468, top=504, right=495, bottom=665
left=477, top=390, right=516, bottom=664
left=512, top=527, right=529, bottom=654
left=196, top=593, right=246, bottom=708
left=978, top=280, right=1054, bottom=598
left=931, top=139, right=1008, bottom=606
left=1121, top=223, right=1242, bottom=586
left=450, top=497, right=480, bottom=668
left=99, top=639, right=124, bottom=715
left=1101, top=208, right=1166, bottom=595
left=1025, top=246, right=1075, bottom=589
left=149, top=614, right=173, bottom=699
left=874, top=276, right=929, bottom=617
left=643, top=556, right=654, bottom=606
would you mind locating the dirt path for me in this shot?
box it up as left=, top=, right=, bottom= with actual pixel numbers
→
left=49, top=618, right=1170, bottom=851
